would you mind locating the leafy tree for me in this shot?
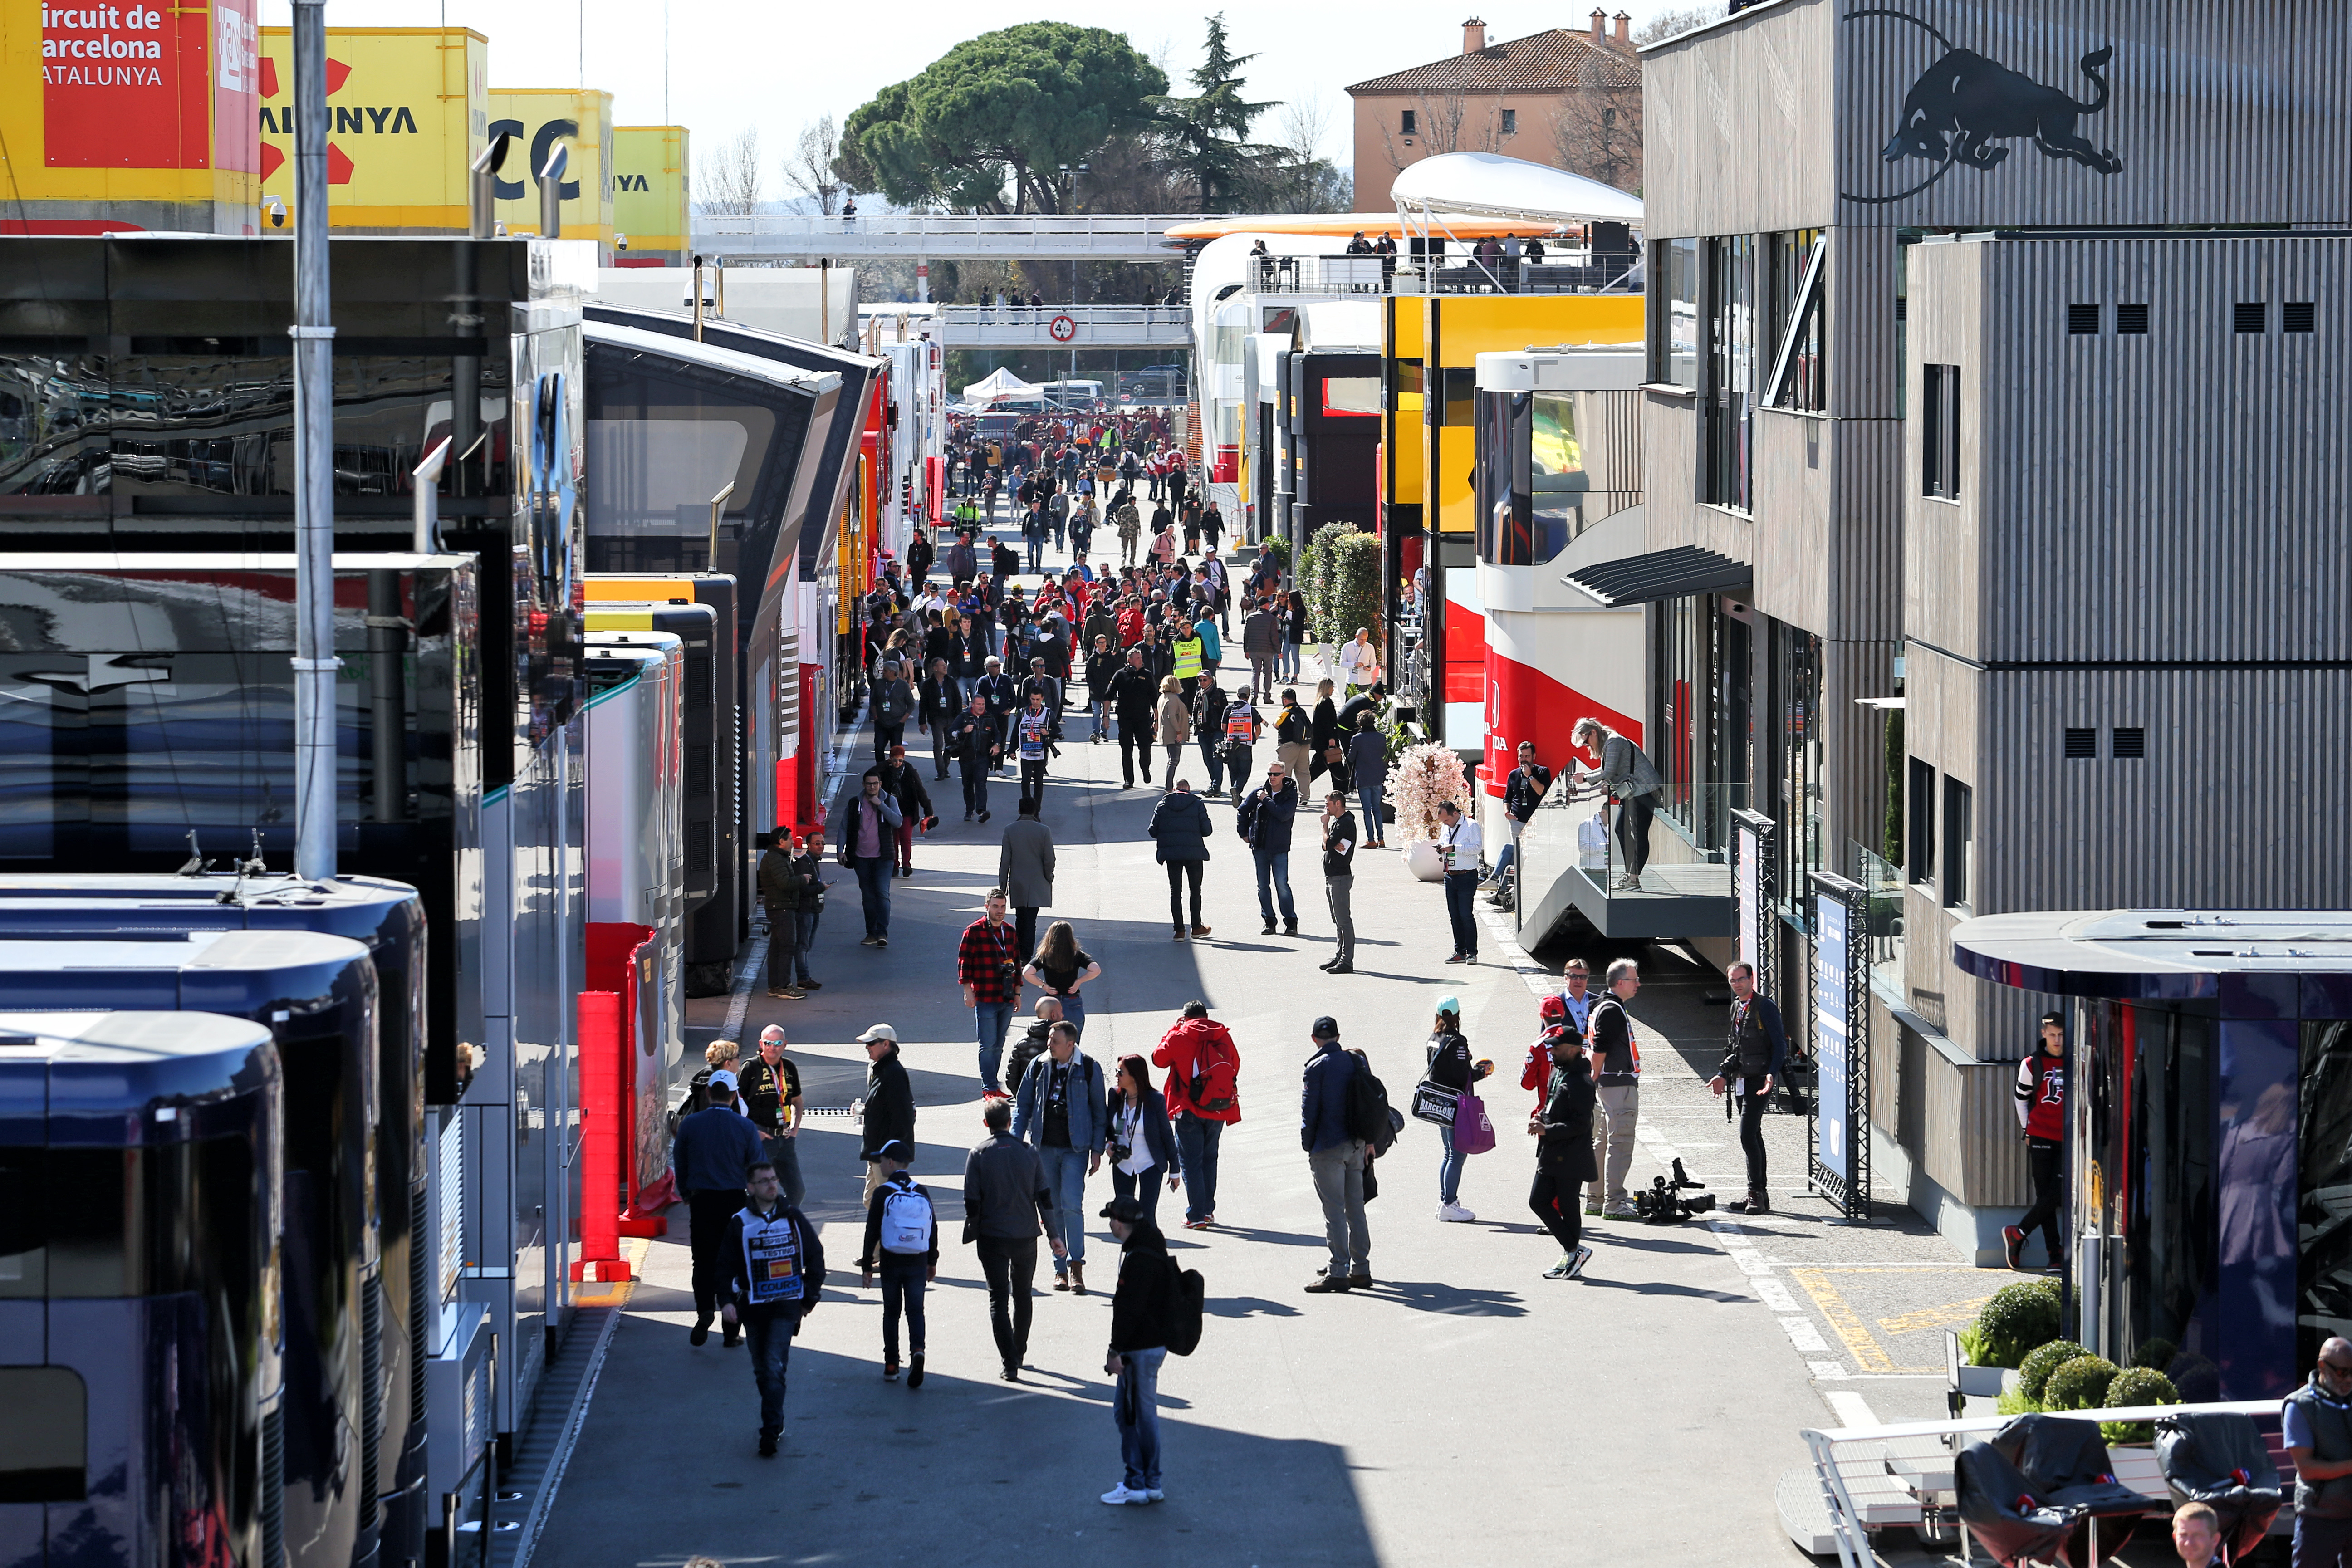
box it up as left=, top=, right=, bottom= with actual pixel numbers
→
left=841, top=25, right=1166, bottom=214
left=1148, top=13, right=1279, bottom=212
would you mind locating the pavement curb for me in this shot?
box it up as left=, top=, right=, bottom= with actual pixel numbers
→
left=500, top=1303, right=620, bottom=1568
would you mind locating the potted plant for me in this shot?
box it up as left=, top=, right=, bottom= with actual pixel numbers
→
left=1392, top=742, right=1468, bottom=880
left=2099, top=1366, right=2182, bottom=1450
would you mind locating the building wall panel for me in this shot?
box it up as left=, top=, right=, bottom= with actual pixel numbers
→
left=1641, top=0, right=1838, bottom=238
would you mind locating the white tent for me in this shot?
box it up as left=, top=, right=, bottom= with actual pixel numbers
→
left=1391, top=151, right=1643, bottom=228
left=960, top=366, right=1037, bottom=403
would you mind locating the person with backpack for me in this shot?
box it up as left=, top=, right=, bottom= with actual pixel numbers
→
left=1528, top=1024, right=1597, bottom=1281
left=672, top=1070, right=768, bottom=1348
left=722, top=1158, right=825, bottom=1456
left=866, top=743, right=933, bottom=879
left=857, top=1140, right=939, bottom=1387
left=1105, top=1055, right=1183, bottom=1229
left=1098, top=1194, right=1177, bottom=1505
left=1426, top=998, right=1491, bottom=1223
left=1013, top=1020, right=1107, bottom=1295
left=1152, top=1001, right=1241, bottom=1229
left=1301, top=1016, right=1372, bottom=1293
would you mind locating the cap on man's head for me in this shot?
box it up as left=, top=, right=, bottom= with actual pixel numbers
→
left=1098, top=1195, right=1147, bottom=1225
left=871, top=1139, right=912, bottom=1164
left=856, top=1024, right=899, bottom=1045
left=1436, top=996, right=1461, bottom=1017
left=708, top=1068, right=739, bottom=1092
left=1310, top=1015, right=1340, bottom=1040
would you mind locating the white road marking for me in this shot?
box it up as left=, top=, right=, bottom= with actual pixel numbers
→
left=1825, top=1389, right=1880, bottom=1430
left=1809, top=1361, right=1848, bottom=1379
left=1752, top=1278, right=1799, bottom=1312
left=1779, top=1316, right=1831, bottom=1353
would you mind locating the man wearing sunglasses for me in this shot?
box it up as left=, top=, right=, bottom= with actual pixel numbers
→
left=2287, top=1337, right=2352, bottom=1568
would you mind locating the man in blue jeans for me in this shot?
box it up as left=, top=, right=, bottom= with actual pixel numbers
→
left=1013, top=1020, right=1106, bottom=1294
left=1098, top=1194, right=1173, bottom=1505
left=1436, top=799, right=1482, bottom=964
left=958, top=888, right=1024, bottom=1094
left=792, top=828, right=828, bottom=982
left=841, top=772, right=902, bottom=948
left=1237, top=761, right=1300, bottom=937
left=722, top=1160, right=825, bottom=1456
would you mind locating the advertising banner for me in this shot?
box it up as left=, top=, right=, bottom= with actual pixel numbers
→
left=43, top=0, right=207, bottom=167
left=1813, top=887, right=1850, bottom=1185
left=612, top=125, right=687, bottom=263
left=489, top=87, right=614, bottom=256
left=255, top=26, right=485, bottom=230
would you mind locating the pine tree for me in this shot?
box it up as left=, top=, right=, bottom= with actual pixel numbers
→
left=1149, top=14, right=1279, bottom=213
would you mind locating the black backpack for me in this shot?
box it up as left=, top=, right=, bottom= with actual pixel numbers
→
left=1165, top=1259, right=1205, bottom=1356
left=1343, top=1059, right=1397, bottom=1154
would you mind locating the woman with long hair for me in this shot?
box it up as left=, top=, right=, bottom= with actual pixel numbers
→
left=1023, top=919, right=1102, bottom=1037
left=1426, top=998, right=1491, bottom=1223
left=1105, top=1054, right=1183, bottom=1229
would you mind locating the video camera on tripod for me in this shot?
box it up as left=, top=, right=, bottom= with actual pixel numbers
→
left=1632, top=1157, right=1715, bottom=1224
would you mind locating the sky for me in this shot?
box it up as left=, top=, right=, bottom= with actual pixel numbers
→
left=254, top=0, right=1709, bottom=188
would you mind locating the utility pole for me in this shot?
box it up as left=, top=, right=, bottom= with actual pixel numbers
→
left=290, top=0, right=337, bottom=883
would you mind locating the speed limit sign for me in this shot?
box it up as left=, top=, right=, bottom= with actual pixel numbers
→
left=1049, top=314, right=1077, bottom=342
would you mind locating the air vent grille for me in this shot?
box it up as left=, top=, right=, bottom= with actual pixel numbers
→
left=2116, top=303, right=2149, bottom=334
left=2063, top=727, right=2097, bottom=759
left=2112, top=727, right=2146, bottom=759
left=2067, top=303, right=2101, bottom=335
left=2234, top=301, right=2267, bottom=334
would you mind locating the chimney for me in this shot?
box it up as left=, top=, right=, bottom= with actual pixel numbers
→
left=1589, top=7, right=1606, bottom=42
left=1462, top=16, right=1486, bottom=53
left=1614, top=10, right=1632, bottom=44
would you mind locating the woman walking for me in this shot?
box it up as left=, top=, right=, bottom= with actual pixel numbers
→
left=1106, top=1055, right=1183, bottom=1229
left=1426, top=998, right=1490, bottom=1222
left=1156, top=676, right=1192, bottom=789
left=1024, top=921, right=1102, bottom=1038
left=1528, top=1023, right=1596, bottom=1279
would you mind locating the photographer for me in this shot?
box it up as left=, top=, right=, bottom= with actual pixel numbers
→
left=1709, top=961, right=1786, bottom=1215
left=1528, top=1021, right=1595, bottom=1281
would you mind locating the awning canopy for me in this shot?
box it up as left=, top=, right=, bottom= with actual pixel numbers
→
left=1392, top=151, right=1644, bottom=228
left=960, top=366, right=1036, bottom=403
left=1562, top=545, right=1750, bottom=606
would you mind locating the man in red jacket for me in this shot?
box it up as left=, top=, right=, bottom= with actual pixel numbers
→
left=1152, top=1000, right=1241, bottom=1230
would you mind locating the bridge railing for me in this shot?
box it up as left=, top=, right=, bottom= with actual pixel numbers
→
left=693, top=213, right=1182, bottom=251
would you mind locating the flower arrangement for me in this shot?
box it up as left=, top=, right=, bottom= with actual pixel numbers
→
left=1392, top=742, right=1470, bottom=843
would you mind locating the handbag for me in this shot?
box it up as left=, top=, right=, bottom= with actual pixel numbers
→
left=1409, top=1078, right=1459, bottom=1126
left=1452, top=1085, right=1496, bottom=1156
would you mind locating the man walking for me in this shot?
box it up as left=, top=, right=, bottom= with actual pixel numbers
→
left=2005, top=1012, right=2069, bottom=1272
left=1237, top=761, right=1300, bottom=937
left=740, top=1024, right=806, bottom=1208
left=1273, top=688, right=1313, bottom=787
left=921, top=657, right=960, bottom=779
left=1108, top=645, right=1161, bottom=788
left=857, top=1140, right=938, bottom=1386
left=1586, top=959, right=1644, bottom=1218
left=1098, top=1195, right=1175, bottom=1506
left=960, top=889, right=1026, bottom=1096
left=1152, top=1001, right=1240, bottom=1229
left=1147, top=780, right=1214, bottom=940
left=1083, top=633, right=1120, bottom=743
left=951, top=691, right=1001, bottom=822
left=1013, top=1019, right=1106, bottom=1295
left=723, top=1159, right=824, bottom=1455
left=997, top=800, right=1056, bottom=957
left=856, top=1024, right=916, bottom=1208
left=1012, top=689, right=1055, bottom=804
left=1710, top=962, right=1786, bottom=1215
left=963, top=1097, right=1059, bottom=1381
left=1319, top=791, right=1357, bottom=975
left=1301, top=1016, right=1371, bottom=1293
left=841, top=772, right=902, bottom=948
left=671, top=1070, right=767, bottom=1347
left=1435, top=800, right=1482, bottom=965
left=1242, top=595, right=1280, bottom=699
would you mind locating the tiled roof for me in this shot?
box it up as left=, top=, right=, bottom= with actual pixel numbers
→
left=1345, top=28, right=1640, bottom=95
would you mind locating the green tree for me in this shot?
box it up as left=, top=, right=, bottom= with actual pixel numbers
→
left=842, top=25, right=1166, bottom=214
left=1148, top=13, right=1278, bottom=212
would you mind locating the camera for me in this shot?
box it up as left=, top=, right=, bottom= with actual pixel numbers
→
left=1632, top=1157, right=1715, bottom=1224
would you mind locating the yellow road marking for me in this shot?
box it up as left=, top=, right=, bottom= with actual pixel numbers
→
left=1790, top=1267, right=1893, bottom=1373
left=1877, top=1296, right=1992, bottom=1337
left=571, top=1235, right=652, bottom=1310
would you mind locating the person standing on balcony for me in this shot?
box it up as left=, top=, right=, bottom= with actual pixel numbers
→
left=1570, top=717, right=1663, bottom=893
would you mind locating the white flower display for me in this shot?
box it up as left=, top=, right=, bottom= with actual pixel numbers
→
left=1391, top=742, right=1469, bottom=844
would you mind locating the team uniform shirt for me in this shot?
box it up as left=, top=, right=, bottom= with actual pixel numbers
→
left=1017, top=709, right=1053, bottom=761
left=739, top=1055, right=801, bottom=1135
left=2015, top=1049, right=2066, bottom=1140
left=734, top=1203, right=808, bottom=1308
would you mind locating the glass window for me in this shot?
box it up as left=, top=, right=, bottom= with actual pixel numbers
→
left=1500, top=108, right=1518, bottom=135
left=1766, top=230, right=1828, bottom=412
left=1401, top=109, right=1417, bottom=135
left=2117, top=1004, right=2216, bottom=1383
left=1941, top=774, right=1972, bottom=909
left=1647, top=238, right=1699, bottom=388
left=1703, top=235, right=1757, bottom=511
left=1320, top=377, right=1381, bottom=417
left=1906, top=757, right=1936, bottom=887
left=1776, top=623, right=1823, bottom=911
left=1426, top=366, right=1477, bottom=427
left=0, top=1367, right=85, bottom=1503
left=1474, top=389, right=1596, bottom=568
left=1922, top=364, right=1960, bottom=499
left=2304, top=1020, right=2352, bottom=1368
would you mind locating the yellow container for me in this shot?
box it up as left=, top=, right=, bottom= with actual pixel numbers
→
left=0, top=0, right=262, bottom=231
left=489, top=87, right=614, bottom=259
left=254, top=26, right=486, bottom=234
left=612, top=125, right=688, bottom=265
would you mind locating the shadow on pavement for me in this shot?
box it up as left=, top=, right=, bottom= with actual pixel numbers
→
left=1348, top=1279, right=1527, bottom=1316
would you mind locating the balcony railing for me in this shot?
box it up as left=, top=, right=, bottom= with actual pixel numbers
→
left=1247, top=252, right=1640, bottom=299
left=1517, top=780, right=1739, bottom=941
left=1851, top=840, right=1906, bottom=996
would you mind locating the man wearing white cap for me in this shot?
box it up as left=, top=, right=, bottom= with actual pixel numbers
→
left=856, top=1024, right=917, bottom=1207
left=671, top=1068, right=769, bottom=1347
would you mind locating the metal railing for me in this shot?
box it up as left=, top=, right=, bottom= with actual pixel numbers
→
left=1852, top=841, right=1906, bottom=994
left=1521, top=779, right=1736, bottom=899
left=691, top=212, right=1184, bottom=260
left=1248, top=251, right=1641, bottom=298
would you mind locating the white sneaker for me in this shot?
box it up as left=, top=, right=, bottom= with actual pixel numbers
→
left=1436, top=1201, right=1476, bottom=1223
left=1603, top=1199, right=1637, bottom=1219
left=1100, top=1484, right=1152, bottom=1505
left=1145, top=1488, right=1166, bottom=1502
left=1564, top=1245, right=1594, bottom=1279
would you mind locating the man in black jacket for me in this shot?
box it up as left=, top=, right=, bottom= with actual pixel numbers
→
left=1083, top=635, right=1122, bottom=744
left=1107, top=647, right=1161, bottom=788
left=1237, top=762, right=1300, bottom=936
left=866, top=745, right=933, bottom=878
left=724, top=1160, right=824, bottom=1456
left=1709, top=961, right=1787, bottom=1215
left=755, top=833, right=813, bottom=999
left=1529, top=1028, right=1596, bottom=1281
left=1099, top=1194, right=1174, bottom=1505
left=1318, top=792, right=1357, bottom=974
left=857, top=1024, right=916, bottom=1209
left=673, top=1072, right=768, bottom=1347
left=963, top=1097, right=1059, bottom=1381
left=976, top=657, right=1019, bottom=772
left=920, top=657, right=960, bottom=779
left=1489, top=740, right=1552, bottom=903
left=950, top=692, right=1001, bottom=823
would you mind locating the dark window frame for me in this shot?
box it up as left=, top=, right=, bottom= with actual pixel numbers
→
left=1941, top=774, right=1973, bottom=911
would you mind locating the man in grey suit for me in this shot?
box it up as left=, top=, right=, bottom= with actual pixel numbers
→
left=998, top=796, right=1056, bottom=960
